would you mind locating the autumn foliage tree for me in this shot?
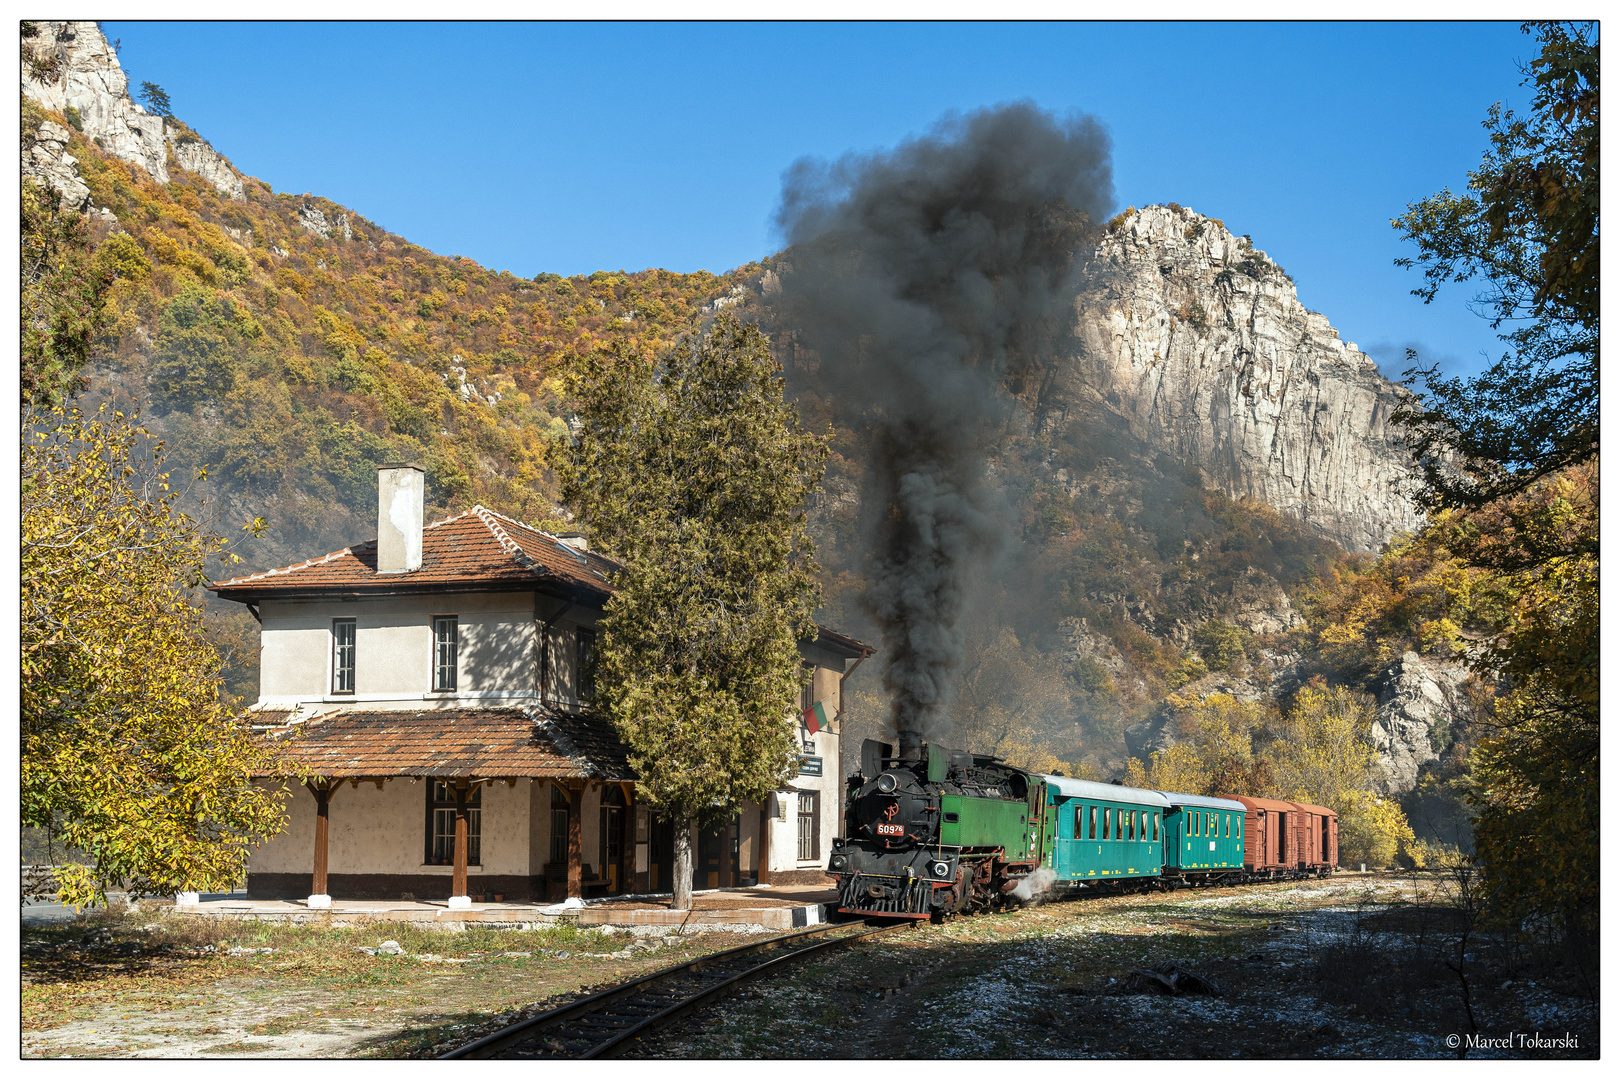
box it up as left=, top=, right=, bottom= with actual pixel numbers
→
left=558, top=313, right=830, bottom=909
left=1393, top=22, right=1599, bottom=948
left=21, top=405, right=295, bottom=907
left=21, top=180, right=118, bottom=408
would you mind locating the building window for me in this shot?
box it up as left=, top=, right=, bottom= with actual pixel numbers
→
left=796, top=790, right=818, bottom=860
left=599, top=785, right=625, bottom=875
left=331, top=618, right=356, bottom=694
left=433, top=616, right=458, bottom=692
left=576, top=627, right=598, bottom=703
left=425, top=782, right=481, bottom=866
left=549, top=785, right=570, bottom=867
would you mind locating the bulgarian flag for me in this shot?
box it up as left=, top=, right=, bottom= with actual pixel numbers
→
left=802, top=698, right=833, bottom=734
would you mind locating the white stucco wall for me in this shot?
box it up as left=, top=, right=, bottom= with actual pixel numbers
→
left=256, top=592, right=538, bottom=705
left=249, top=777, right=533, bottom=878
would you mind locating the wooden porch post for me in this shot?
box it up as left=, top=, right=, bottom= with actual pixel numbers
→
left=448, top=781, right=471, bottom=908
left=756, top=799, right=772, bottom=886
left=566, top=782, right=584, bottom=900
left=306, top=780, right=335, bottom=908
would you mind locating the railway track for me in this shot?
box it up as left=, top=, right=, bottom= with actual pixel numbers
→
left=441, top=919, right=909, bottom=1059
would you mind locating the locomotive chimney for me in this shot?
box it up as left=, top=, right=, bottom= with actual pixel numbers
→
left=899, top=732, right=923, bottom=761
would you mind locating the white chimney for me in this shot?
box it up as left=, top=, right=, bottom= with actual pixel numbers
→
left=376, top=463, right=424, bottom=573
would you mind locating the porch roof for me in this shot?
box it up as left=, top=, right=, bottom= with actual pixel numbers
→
left=251, top=705, right=636, bottom=782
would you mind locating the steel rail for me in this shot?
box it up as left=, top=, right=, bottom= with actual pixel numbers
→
left=590, top=921, right=907, bottom=1058
left=441, top=920, right=904, bottom=1060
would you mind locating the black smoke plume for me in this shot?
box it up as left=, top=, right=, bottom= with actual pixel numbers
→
left=771, top=102, right=1114, bottom=759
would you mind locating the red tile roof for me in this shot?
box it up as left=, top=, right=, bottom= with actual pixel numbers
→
left=211, top=506, right=618, bottom=598
left=213, top=506, right=875, bottom=659
left=253, top=705, right=635, bottom=780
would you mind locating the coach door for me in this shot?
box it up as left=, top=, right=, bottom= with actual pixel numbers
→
left=1275, top=812, right=1286, bottom=864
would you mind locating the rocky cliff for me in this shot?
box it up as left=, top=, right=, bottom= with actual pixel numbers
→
left=22, top=21, right=243, bottom=204
left=1064, top=204, right=1423, bottom=553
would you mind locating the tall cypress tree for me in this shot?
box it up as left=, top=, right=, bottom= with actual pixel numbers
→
left=558, top=313, right=829, bottom=909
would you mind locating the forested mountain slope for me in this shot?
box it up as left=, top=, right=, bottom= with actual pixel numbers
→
left=23, top=21, right=755, bottom=577
left=22, top=22, right=1476, bottom=818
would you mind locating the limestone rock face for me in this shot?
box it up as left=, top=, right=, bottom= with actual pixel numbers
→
left=22, top=120, right=91, bottom=210
left=23, top=21, right=243, bottom=200
left=1371, top=650, right=1473, bottom=795
left=171, top=134, right=246, bottom=200
left=298, top=204, right=333, bottom=238
left=1067, top=204, right=1424, bottom=552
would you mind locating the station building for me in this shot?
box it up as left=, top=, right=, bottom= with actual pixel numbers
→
left=211, top=464, right=871, bottom=908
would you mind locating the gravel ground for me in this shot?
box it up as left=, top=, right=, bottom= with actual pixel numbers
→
left=24, top=874, right=1597, bottom=1059
left=625, top=873, right=1598, bottom=1060
left=21, top=907, right=776, bottom=1059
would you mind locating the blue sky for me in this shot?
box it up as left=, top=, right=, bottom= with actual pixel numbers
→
left=104, top=20, right=1540, bottom=380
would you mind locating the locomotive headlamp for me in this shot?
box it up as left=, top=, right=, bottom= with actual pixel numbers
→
left=876, top=773, right=899, bottom=793
left=830, top=855, right=847, bottom=870
left=932, top=862, right=950, bottom=878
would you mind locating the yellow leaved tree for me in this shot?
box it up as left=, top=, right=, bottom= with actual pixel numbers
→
left=21, top=405, right=296, bottom=908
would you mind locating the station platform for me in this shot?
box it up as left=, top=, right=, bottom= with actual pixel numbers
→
left=167, top=884, right=840, bottom=931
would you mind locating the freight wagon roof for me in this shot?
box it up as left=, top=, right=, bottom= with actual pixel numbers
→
left=1223, top=794, right=1310, bottom=814
left=1041, top=776, right=1170, bottom=806
left=1155, top=791, right=1247, bottom=811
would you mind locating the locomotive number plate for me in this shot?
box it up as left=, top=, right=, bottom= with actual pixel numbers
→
left=874, top=824, right=904, bottom=837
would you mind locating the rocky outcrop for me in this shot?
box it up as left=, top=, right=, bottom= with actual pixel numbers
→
left=1371, top=650, right=1474, bottom=794
left=22, top=120, right=91, bottom=209
left=22, top=21, right=243, bottom=200
left=1066, top=204, right=1423, bottom=552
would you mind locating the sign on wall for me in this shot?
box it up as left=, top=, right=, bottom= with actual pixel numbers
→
left=798, top=756, right=823, bottom=777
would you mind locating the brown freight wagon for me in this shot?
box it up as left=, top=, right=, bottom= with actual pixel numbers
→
left=1223, top=796, right=1337, bottom=879
left=1292, top=800, right=1338, bottom=872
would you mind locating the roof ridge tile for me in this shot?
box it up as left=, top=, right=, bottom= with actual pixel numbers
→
left=470, top=504, right=549, bottom=576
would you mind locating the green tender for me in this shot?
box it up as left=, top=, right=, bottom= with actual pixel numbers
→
left=938, top=792, right=1036, bottom=861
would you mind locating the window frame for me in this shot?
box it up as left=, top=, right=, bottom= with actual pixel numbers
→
left=548, top=784, right=570, bottom=868
left=796, top=789, right=819, bottom=861
left=424, top=781, right=481, bottom=867
left=576, top=626, right=598, bottom=704
left=331, top=618, right=356, bottom=695
left=432, top=615, right=458, bottom=693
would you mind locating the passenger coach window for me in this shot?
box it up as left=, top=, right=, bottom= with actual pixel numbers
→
left=1153, top=813, right=1160, bottom=841
left=1128, top=812, right=1136, bottom=841
left=1089, top=805, right=1097, bottom=840
left=1102, top=808, right=1110, bottom=840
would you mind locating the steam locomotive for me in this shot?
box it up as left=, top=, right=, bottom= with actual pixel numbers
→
left=830, top=738, right=1338, bottom=919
